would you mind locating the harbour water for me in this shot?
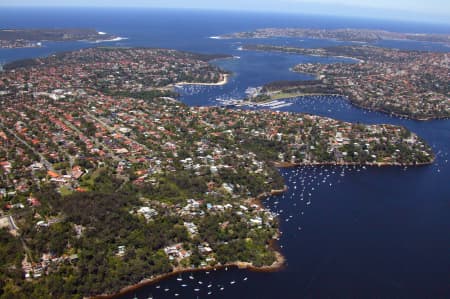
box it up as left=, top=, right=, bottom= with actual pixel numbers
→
left=1, top=8, right=449, bottom=299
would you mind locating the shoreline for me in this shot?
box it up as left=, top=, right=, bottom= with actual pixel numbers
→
left=346, top=99, right=450, bottom=121
left=239, top=45, right=448, bottom=121
left=89, top=186, right=286, bottom=299
left=236, top=91, right=448, bottom=122
left=272, top=159, right=435, bottom=168
left=262, top=89, right=449, bottom=121
left=91, top=255, right=285, bottom=299
left=243, top=46, right=364, bottom=64
left=172, top=73, right=229, bottom=87
left=86, top=155, right=433, bottom=299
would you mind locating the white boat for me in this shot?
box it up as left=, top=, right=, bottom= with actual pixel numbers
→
left=271, top=102, right=293, bottom=109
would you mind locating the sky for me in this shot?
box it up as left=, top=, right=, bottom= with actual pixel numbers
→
left=0, top=0, right=449, bottom=24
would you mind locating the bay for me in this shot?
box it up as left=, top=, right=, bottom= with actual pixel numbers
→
left=1, top=8, right=449, bottom=299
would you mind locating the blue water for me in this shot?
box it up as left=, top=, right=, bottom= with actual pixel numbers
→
left=1, top=8, right=449, bottom=299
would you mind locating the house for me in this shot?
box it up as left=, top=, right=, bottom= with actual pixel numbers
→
left=249, top=217, right=263, bottom=226
left=137, top=206, right=158, bottom=220
left=27, top=197, right=41, bottom=207
left=71, top=166, right=84, bottom=180
left=47, top=171, right=60, bottom=179
left=0, top=161, right=11, bottom=173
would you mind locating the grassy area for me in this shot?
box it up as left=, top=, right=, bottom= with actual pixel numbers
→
left=269, top=91, right=325, bottom=100
left=270, top=92, right=305, bottom=100
left=79, top=167, right=106, bottom=191
left=59, top=186, right=73, bottom=197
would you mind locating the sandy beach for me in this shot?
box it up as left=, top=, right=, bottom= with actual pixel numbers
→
left=173, top=73, right=229, bottom=87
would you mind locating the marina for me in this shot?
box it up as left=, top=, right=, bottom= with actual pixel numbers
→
left=216, top=98, right=293, bottom=109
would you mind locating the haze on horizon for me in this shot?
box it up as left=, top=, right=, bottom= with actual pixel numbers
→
left=0, top=0, right=449, bottom=24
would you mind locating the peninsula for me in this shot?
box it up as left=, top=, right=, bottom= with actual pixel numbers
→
left=0, top=28, right=120, bottom=48
left=242, top=44, right=450, bottom=120
left=0, top=47, right=434, bottom=298
left=217, top=28, right=450, bottom=45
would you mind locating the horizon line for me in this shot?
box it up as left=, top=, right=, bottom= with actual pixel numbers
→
left=0, top=6, right=449, bottom=26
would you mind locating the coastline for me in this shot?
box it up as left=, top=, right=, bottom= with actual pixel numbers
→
left=240, top=46, right=448, bottom=121
left=90, top=37, right=129, bottom=43
left=272, top=159, right=435, bottom=168
left=0, top=37, right=128, bottom=49
left=90, top=255, right=285, bottom=299
left=172, top=73, right=229, bottom=87
left=87, top=158, right=434, bottom=299
left=89, top=186, right=286, bottom=299
left=243, top=45, right=365, bottom=64
left=85, top=43, right=433, bottom=299
left=346, top=99, right=450, bottom=121
left=265, top=89, right=449, bottom=121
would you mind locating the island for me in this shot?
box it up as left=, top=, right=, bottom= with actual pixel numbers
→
left=217, top=28, right=450, bottom=45
left=0, top=28, right=121, bottom=48
left=240, top=44, right=450, bottom=120
left=0, top=47, right=434, bottom=298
